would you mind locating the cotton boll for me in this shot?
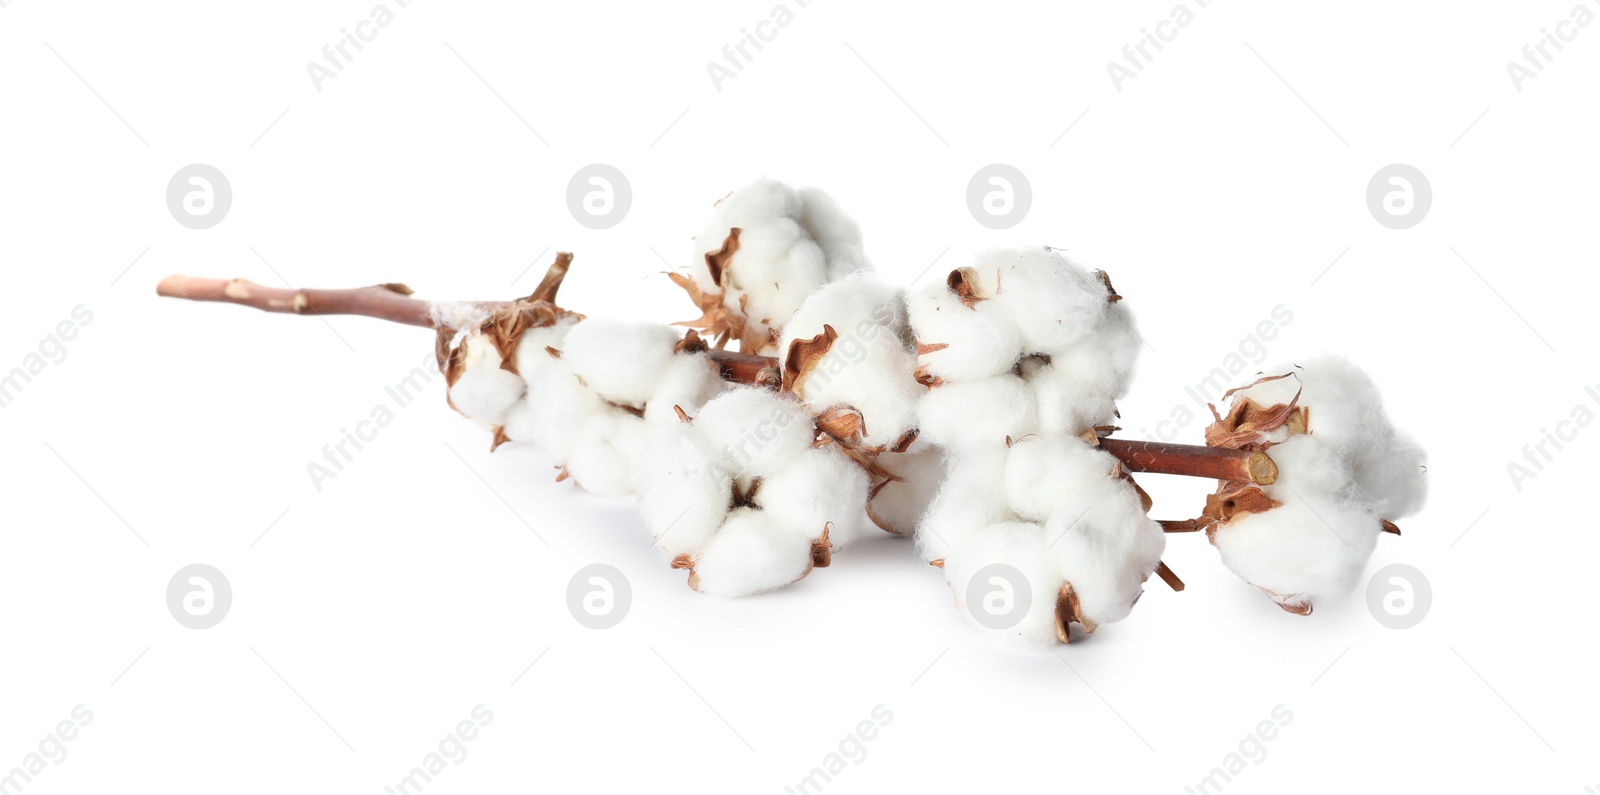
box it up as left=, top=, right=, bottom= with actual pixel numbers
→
left=796, top=185, right=870, bottom=281
left=869, top=443, right=947, bottom=536
left=503, top=357, right=606, bottom=460
left=559, top=318, right=682, bottom=409
left=448, top=364, right=526, bottom=426
left=1225, top=356, right=1427, bottom=520
left=1212, top=494, right=1381, bottom=614
left=1002, top=436, right=1127, bottom=523
left=1212, top=435, right=1383, bottom=612
left=1046, top=496, right=1165, bottom=627
left=693, top=388, right=816, bottom=477
left=642, top=354, right=728, bottom=428
left=943, top=522, right=1066, bottom=646
left=916, top=448, right=1015, bottom=562
left=690, top=508, right=815, bottom=597
left=906, top=282, right=1023, bottom=381
left=916, top=375, right=1038, bottom=449
left=782, top=273, right=923, bottom=446
left=565, top=410, right=648, bottom=499
left=638, top=423, right=732, bottom=561
left=979, top=248, right=1111, bottom=353
left=755, top=447, right=872, bottom=547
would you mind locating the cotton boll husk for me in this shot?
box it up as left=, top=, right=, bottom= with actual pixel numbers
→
left=755, top=447, right=872, bottom=547
left=692, top=388, right=816, bottom=477
left=642, top=354, right=728, bottom=428
left=943, top=522, right=1066, bottom=646
left=795, top=186, right=870, bottom=281
left=1045, top=498, right=1165, bottom=626
left=1213, top=437, right=1383, bottom=611
left=638, top=422, right=732, bottom=561
left=869, top=443, right=947, bottom=536
left=916, top=375, right=1038, bottom=449
left=690, top=508, right=815, bottom=597
left=906, top=282, right=1024, bottom=381
left=558, top=318, right=682, bottom=409
left=781, top=273, right=923, bottom=445
left=979, top=248, right=1111, bottom=354
left=1002, top=436, right=1129, bottom=523
left=564, top=409, right=651, bottom=499
left=916, top=448, right=1015, bottom=562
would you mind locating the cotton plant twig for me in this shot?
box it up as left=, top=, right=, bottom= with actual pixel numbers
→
left=156, top=266, right=1269, bottom=486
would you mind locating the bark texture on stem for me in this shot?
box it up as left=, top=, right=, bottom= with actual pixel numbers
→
left=1099, top=438, right=1278, bottom=486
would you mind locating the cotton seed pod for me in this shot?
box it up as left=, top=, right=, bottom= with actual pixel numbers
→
left=1202, top=357, right=1427, bottom=614
left=677, top=179, right=870, bottom=354
left=778, top=272, right=923, bottom=448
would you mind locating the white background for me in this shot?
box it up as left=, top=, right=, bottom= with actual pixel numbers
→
left=2, top=1, right=1597, bottom=792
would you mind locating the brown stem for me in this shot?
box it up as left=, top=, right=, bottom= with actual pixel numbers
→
left=1159, top=519, right=1203, bottom=533
left=156, top=275, right=441, bottom=328
left=1099, top=438, right=1277, bottom=486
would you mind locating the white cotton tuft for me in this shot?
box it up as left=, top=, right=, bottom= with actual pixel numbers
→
left=642, top=354, right=729, bottom=428
left=1225, top=356, right=1428, bottom=521
left=689, top=508, right=815, bottom=597
left=915, top=448, right=1015, bottom=563
left=638, top=421, right=732, bottom=561
left=512, top=315, right=582, bottom=381
left=755, top=447, right=872, bottom=547
left=781, top=272, right=923, bottom=446
left=448, top=365, right=526, bottom=426
left=688, top=180, right=869, bottom=352
left=942, top=522, right=1066, bottom=646
left=558, top=318, right=683, bottom=409
left=1211, top=438, right=1382, bottom=613
left=795, top=186, right=871, bottom=281
left=692, top=388, right=816, bottom=477
left=916, top=375, right=1038, bottom=449
left=905, top=280, right=1024, bottom=381
left=564, top=409, right=652, bottom=499
left=979, top=248, right=1112, bottom=354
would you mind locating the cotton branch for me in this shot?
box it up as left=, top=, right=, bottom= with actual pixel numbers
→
left=155, top=266, right=1273, bottom=484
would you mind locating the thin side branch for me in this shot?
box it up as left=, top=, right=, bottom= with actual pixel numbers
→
left=156, top=275, right=438, bottom=328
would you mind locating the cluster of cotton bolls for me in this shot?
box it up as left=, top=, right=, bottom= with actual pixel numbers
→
left=677, top=179, right=870, bottom=354
left=444, top=310, right=728, bottom=498
left=433, top=182, right=1425, bottom=643
left=907, top=248, right=1166, bottom=644
left=1200, top=357, right=1428, bottom=615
